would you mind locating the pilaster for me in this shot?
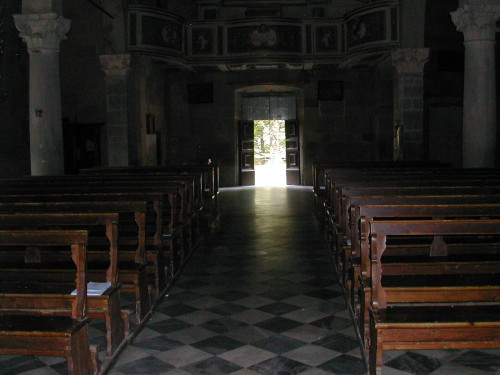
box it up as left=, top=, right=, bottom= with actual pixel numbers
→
left=391, top=48, right=429, bottom=161
left=100, top=54, right=131, bottom=167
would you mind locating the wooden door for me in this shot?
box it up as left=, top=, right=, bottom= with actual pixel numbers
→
left=239, top=120, right=255, bottom=186
left=285, top=120, right=300, bottom=185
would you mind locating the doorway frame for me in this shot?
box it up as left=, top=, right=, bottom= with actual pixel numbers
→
left=234, top=84, right=304, bottom=186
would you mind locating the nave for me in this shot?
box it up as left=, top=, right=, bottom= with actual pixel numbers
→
left=1, top=187, right=498, bottom=375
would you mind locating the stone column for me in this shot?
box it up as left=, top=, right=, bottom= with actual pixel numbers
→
left=100, top=54, right=131, bottom=166
left=451, top=5, right=500, bottom=168
left=13, top=12, right=70, bottom=175
left=391, top=48, right=430, bottom=161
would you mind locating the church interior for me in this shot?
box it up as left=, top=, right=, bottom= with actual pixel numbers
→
left=0, top=0, right=499, bottom=374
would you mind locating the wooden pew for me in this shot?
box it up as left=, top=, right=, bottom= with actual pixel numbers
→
left=0, top=229, right=99, bottom=375
left=354, top=203, right=500, bottom=348
left=0, top=212, right=128, bottom=356
left=0, top=196, right=158, bottom=322
left=331, top=186, right=500, bottom=258
left=315, top=162, right=451, bottom=221
left=366, top=219, right=500, bottom=375
left=79, top=164, right=220, bottom=212
left=75, top=168, right=214, bottom=244
left=1, top=174, right=194, bottom=257
left=341, top=194, right=500, bottom=280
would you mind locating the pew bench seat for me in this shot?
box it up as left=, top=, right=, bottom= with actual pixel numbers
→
left=359, top=272, right=500, bottom=348
left=0, top=280, right=129, bottom=356
left=0, top=260, right=149, bottom=323
left=0, top=314, right=99, bottom=375
left=369, top=304, right=500, bottom=375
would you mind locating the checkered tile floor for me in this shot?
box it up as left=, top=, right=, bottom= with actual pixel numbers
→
left=1, top=187, right=499, bottom=375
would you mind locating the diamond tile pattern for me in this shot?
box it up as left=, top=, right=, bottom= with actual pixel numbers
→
left=1, top=187, right=498, bottom=375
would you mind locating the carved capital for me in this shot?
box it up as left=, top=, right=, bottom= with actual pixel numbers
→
left=13, top=12, right=70, bottom=53
left=451, top=5, right=500, bottom=43
left=100, top=54, right=131, bottom=76
left=391, top=48, right=430, bottom=75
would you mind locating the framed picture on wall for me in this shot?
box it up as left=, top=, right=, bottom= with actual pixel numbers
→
left=188, top=82, right=214, bottom=104
left=318, top=80, right=343, bottom=101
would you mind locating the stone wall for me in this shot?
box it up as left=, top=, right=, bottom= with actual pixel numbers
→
left=0, top=2, right=30, bottom=178
left=60, top=0, right=107, bottom=125
left=164, top=66, right=393, bottom=187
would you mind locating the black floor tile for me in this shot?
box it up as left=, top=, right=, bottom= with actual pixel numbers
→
left=313, top=333, right=360, bottom=353
left=156, top=303, right=199, bottom=317
left=0, top=356, right=47, bottom=375
left=212, top=290, right=251, bottom=301
left=257, top=302, right=301, bottom=315
left=191, top=335, right=246, bottom=355
left=51, top=360, right=69, bottom=375
left=304, top=289, right=343, bottom=300
left=182, top=356, right=242, bottom=375
left=116, top=356, right=175, bottom=374
left=133, top=336, right=185, bottom=351
left=311, top=315, right=353, bottom=331
left=258, top=289, right=298, bottom=301
left=319, top=354, right=367, bottom=375
left=452, top=350, right=500, bottom=372
left=255, top=316, right=304, bottom=333
left=200, top=317, right=248, bottom=334
left=253, top=335, right=306, bottom=354
left=147, top=318, right=193, bottom=334
left=250, top=355, right=311, bottom=375
left=386, top=352, right=442, bottom=375
left=207, top=302, right=249, bottom=316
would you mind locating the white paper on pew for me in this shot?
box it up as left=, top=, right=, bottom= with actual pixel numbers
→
left=71, top=282, right=112, bottom=296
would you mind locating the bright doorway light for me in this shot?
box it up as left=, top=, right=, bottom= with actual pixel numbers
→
left=254, top=120, right=286, bottom=187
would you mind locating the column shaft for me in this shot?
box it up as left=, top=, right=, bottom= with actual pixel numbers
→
left=13, top=12, right=70, bottom=175
left=452, top=4, right=500, bottom=168
left=29, top=50, right=64, bottom=174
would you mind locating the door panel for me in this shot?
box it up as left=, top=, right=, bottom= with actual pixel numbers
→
left=285, top=120, right=300, bottom=185
left=239, top=120, right=255, bottom=186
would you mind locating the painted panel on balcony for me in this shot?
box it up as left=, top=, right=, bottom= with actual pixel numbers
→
left=315, top=25, right=338, bottom=52
left=346, top=10, right=385, bottom=49
left=192, top=28, right=214, bottom=54
left=228, top=24, right=301, bottom=53
left=142, top=16, right=183, bottom=51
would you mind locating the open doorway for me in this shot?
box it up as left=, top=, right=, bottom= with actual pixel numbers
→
left=238, top=90, right=301, bottom=186
left=254, top=120, right=286, bottom=186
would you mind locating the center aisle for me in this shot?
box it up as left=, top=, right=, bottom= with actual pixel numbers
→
left=109, top=187, right=366, bottom=375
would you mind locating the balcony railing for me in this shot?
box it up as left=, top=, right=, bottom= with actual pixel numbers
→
left=128, top=1, right=399, bottom=70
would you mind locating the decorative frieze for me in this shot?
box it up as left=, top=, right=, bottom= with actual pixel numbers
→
left=13, top=12, right=70, bottom=53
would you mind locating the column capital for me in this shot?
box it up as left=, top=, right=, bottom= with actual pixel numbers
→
left=100, top=54, right=131, bottom=76
left=451, top=5, right=500, bottom=43
left=13, top=12, right=70, bottom=53
left=391, top=48, right=430, bottom=75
